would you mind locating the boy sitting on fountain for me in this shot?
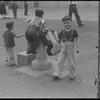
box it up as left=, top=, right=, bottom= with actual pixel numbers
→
left=25, top=8, right=58, bottom=56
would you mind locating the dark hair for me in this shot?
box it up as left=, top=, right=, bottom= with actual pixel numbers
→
left=62, top=15, right=72, bottom=22
left=35, top=8, right=44, bottom=17
left=6, top=22, right=14, bottom=29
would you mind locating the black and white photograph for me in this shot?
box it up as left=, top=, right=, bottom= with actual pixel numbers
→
left=0, top=0, right=99, bottom=98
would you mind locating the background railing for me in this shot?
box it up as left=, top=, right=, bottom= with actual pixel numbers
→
left=17, top=1, right=98, bottom=9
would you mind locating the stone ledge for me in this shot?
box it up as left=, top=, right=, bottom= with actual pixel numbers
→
left=17, top=51, right=36, bottom=65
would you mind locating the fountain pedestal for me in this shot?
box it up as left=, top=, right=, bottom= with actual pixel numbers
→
left=31, top=42, right=53, bottom=70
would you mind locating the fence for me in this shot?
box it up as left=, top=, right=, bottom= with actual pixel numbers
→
left=17, top=1, right=98, bottom=9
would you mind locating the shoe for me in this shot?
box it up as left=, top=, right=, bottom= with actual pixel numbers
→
left=68, top=75, right=77, bottom=81
left=14, top=16, right=17, bottom=19
left=27, top=51, right=31, bottom=54
left=78, top=24, right=85, bottom=27
left=5, top=60, right=8, bottom=62
left=27, top=51, right=36, bottom=54
left=32, top=51, right=37, bottom=54
left=52, top=76, right=60, bottom=80
left=8, top=63, right=16, bottom=66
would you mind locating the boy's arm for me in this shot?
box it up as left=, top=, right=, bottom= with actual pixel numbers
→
left=2, top=33, right=4, bottom=38
left=39, top=19, right=45, bottom=31
left=37, top=19, right=46, bottom=36
left=15, top=33, right=25, bottom=38
left=25, top=18, right=33, bottom=24
left=56, top=35, right=61, bottom=43
left=75, top=37, right=79, bottom=47
left=75, top=37, right=79, bottom=53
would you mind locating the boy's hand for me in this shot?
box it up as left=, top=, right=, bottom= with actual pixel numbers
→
left=76, top=48, right=79, bottom=53
left=48, top=27, right=55, bottom=33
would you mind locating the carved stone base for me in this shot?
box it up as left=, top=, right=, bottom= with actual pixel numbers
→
left=31, top=42, right=53, bottom=70
left=31, top=58, right=53, bottom=70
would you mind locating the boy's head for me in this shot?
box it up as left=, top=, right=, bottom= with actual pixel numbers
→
left=6, top=21, right=14, bottom=30
left=35, top=8, right=44, bottom=17
left=62, top=15, right=72, bottom=29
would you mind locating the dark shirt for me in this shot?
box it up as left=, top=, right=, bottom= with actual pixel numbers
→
left=0, top=1, right=7, bottom=14
left=58, top=29, right=79, bottom=42
left=3, top=30, right=16, bottom=47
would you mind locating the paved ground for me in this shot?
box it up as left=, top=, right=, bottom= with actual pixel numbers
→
left=0, top=7, right=98, bottom=21
left=0, top=7, right=98, bottom=98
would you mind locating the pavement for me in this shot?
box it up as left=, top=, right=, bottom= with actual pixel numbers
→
left=0, top=7, right=98, bottom=21
left=0, top=7, right=98, bottom=98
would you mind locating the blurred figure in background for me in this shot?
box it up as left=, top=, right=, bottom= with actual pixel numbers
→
left=69, top=1, right=85, bottom=27
left=24, top=1, right=28, bottom=16
left=0, top=1, right=7, bottom=18
left=10, top=1, right=18, bottom=18
left=34, top=1, right=39, bottom=9
left=5, top=1, right=11, bottom=18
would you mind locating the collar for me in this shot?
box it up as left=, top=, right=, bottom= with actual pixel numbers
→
left=65, top=28, right=72, bottom=32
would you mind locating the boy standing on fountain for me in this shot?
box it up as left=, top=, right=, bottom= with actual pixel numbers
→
left=53, top=15, right=79, bottom=81
left=25, top=8, right=46, bottom=54
left=25, top=8, right=54, bottom=55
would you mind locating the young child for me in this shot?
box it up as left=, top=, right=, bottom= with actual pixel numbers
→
left=25, top=8, right=47, bottom=54
left=53, top=15, right=79, bottom=81
left=2, top=21, right=25, bottom=66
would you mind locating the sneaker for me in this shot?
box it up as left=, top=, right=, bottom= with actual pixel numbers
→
left=52, top=75, right=60, bottom=80
left=5, top=60, right=8, bottom=62
left=8, top=63, right=16, bottom=66
left=68, top=75, right=77, bottom=81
